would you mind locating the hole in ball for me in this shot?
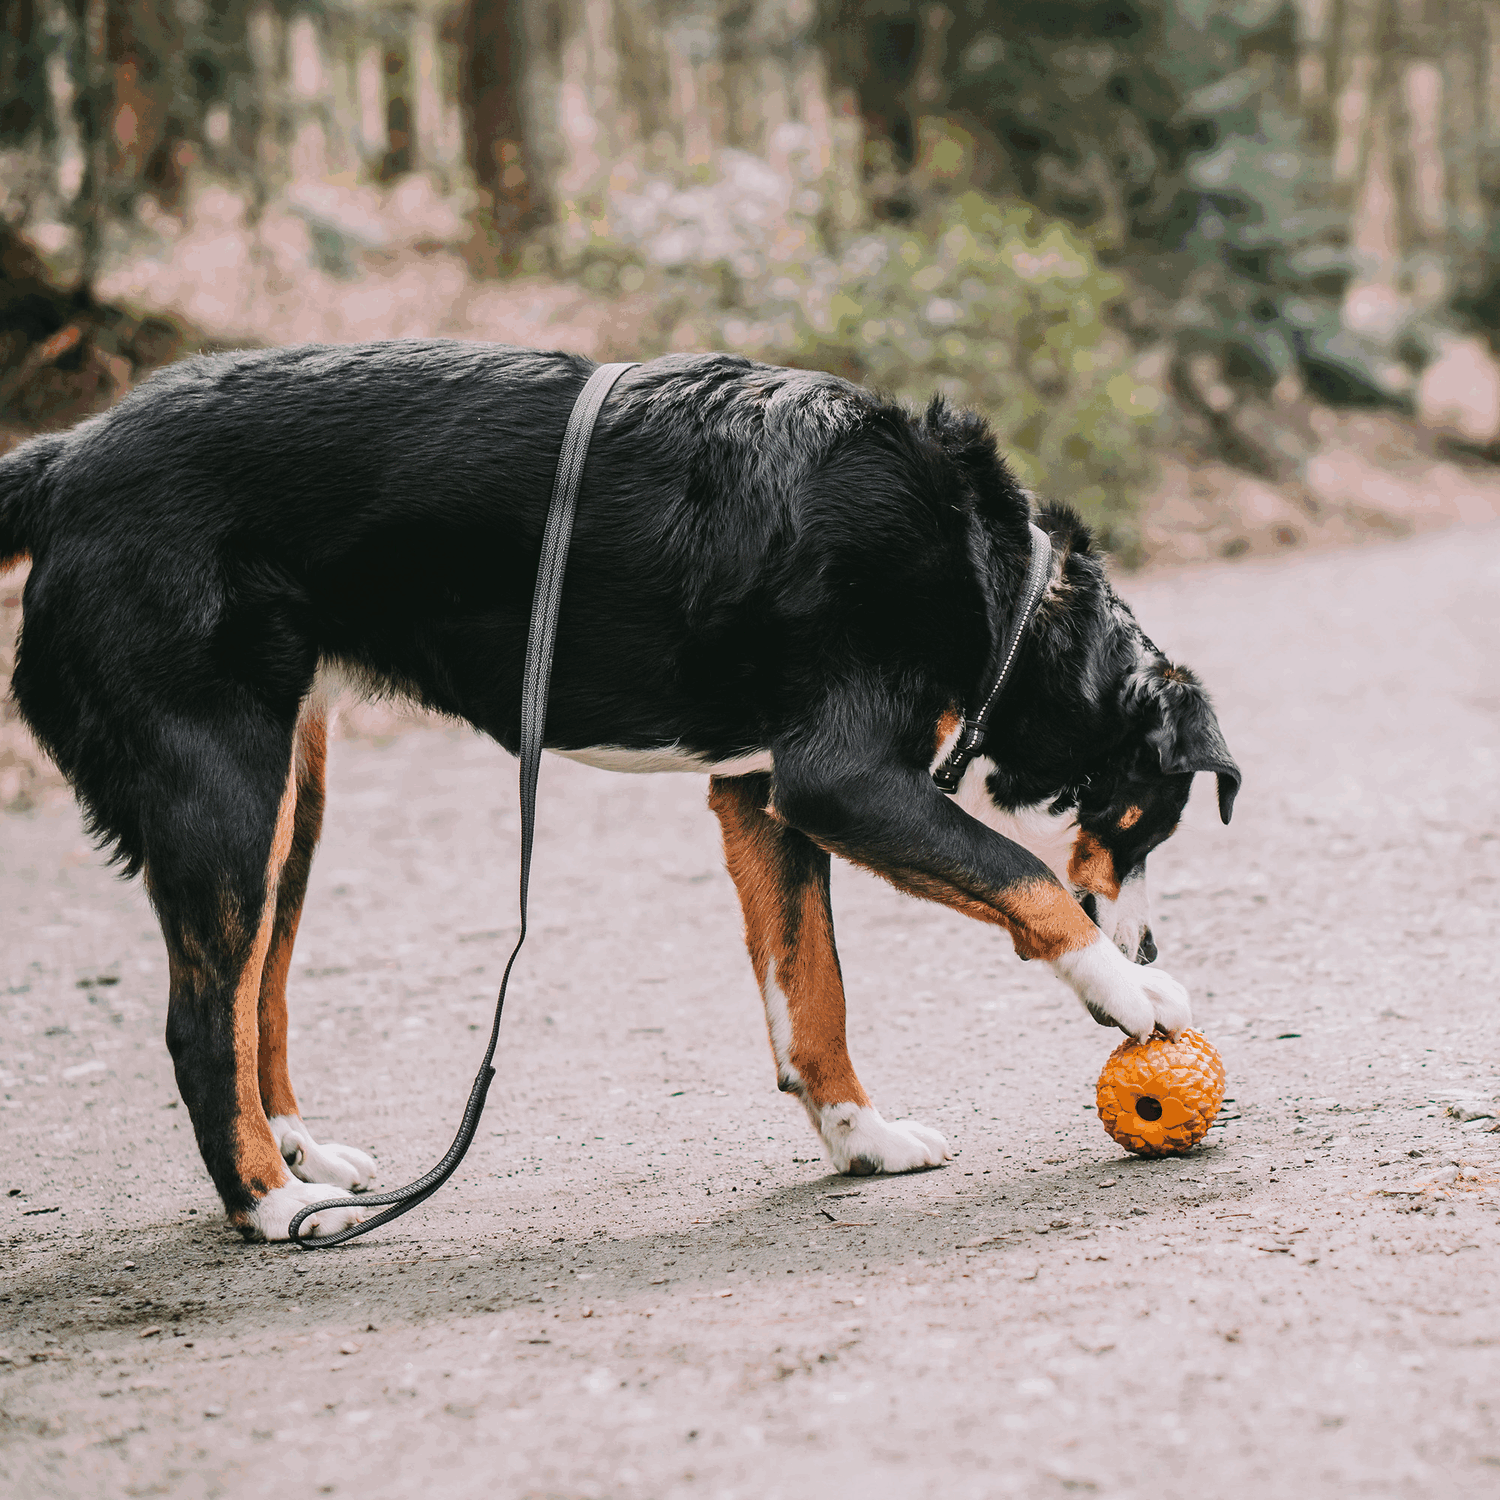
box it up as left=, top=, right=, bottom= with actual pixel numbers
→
left=1134, top=1095, right=1163, bottom=1122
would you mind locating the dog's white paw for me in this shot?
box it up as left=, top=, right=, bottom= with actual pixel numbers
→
left=242, top=1180, right=369, bottom=1242
left=269, top=1115, right=376, bottom=1193
left=814, top=1104, right=950, bottom=1175
left=1053, top=932, right=1191, bottom=1040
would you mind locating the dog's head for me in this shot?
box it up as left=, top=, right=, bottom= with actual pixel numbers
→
left=952, top=506, right=1240, bottom=965
left=1061, top=657, right=1239, bottom=962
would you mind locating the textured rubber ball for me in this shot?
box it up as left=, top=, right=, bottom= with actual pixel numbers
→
left=1096, top=1029, right=1226, bottom=1157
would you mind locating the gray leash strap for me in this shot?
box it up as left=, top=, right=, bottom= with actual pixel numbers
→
left=289, top=360, right=640, bottom=1247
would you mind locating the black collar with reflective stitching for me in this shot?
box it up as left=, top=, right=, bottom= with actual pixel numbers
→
left=931, top=521, right=1054, bottom=795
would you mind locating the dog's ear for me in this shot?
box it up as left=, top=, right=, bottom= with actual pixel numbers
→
left=1136, top=665, right=1242, bottom=824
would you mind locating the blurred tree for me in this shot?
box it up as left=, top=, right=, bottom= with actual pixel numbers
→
left=821, top=0, right=1401, bottom=470
left=3, top=0, right=1497, bottom=466
left=462, top=0, right=539, bottom=256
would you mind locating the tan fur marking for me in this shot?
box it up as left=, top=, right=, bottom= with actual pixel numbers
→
left=232, top=759, right=300, bottom=1195
left=783, top=883, right=868, bottom=1106
left=709, top=778, right=869, bottom=1110
left=709, top=778, right=778, bottom=992
left=800, top=834, right=1099, bottom=964
left=934, top=706, right=961, bottom=755
left=1118, top=805, right=1143, bottom=829
left=255, top=943, right=299, bottom=1119
left=1068, top=831, right=1121, bottom=900
left=0, top=550, right=29, bottom=576
left=1000, top=877, right=1101, bottom=960
left=256, top=709, right=327, bottom=1119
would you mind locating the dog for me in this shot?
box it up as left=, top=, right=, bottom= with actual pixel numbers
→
left=0, top=342, right=1239, bottom=1241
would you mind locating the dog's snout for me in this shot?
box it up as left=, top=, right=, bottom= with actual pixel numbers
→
left=1135, top=925, right=1158, bottom=965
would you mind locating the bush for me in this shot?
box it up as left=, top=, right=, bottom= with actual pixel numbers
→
left=593, top=159, right=1158, bottom=558
left=743, top=193, right=1158, bottom=558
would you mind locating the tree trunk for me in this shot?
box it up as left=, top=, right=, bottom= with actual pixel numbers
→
left=286, top=11, right=327, bottom=182
left=1330, top=0, right=1386, bottom=212
left=547, top=0, right=628, bottom=258
left=1381, top=0, right=1445, bottom=302
left=380, top=22, right=412, bottom=180
left=462, top=0, right=535, bottom=252
left=1, top=0, right=50, bottom=145
left=71, top=0, right=109, bottom=294
left=355, top=35, right=385, bottom=166
left=1438, top=3, right=1484, bottom=296
left=1292, top=0, right=1336, bottom=142
left=410, top=7, right=452, bottom=176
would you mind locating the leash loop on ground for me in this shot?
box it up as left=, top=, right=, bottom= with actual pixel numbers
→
left=289, top=359, right=640, bottom=1248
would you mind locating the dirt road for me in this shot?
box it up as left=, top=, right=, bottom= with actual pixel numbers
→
left=3, top=523, right=1499, bottom=1499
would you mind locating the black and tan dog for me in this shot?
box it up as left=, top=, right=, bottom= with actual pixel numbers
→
left=1, top=343, right=1239, bottom=1241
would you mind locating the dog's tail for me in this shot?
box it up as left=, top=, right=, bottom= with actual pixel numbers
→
left=0, top=431, right=66, bottom=575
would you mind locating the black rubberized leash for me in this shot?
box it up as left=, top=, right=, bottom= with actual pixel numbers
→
left=289, top=360, right=640, bottom=1248
left=931, top=521, right=1054, bottom=796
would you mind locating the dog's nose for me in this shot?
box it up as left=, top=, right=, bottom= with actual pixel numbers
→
left=1135, top=926, right=1158, bottom=965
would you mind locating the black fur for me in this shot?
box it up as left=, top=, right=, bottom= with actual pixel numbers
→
left=1, top=341, right=1239, bottom=1219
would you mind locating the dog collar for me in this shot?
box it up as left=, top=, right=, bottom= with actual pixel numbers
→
left=931, top=521, right=1054, bottom=795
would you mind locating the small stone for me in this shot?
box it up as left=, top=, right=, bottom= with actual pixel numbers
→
left=1446, top=1102, right=1496, bottom=1123
left=338, top=1342, right=360, bottom=1356
left=204, top=1405, right=225, bottom=1418
left=138, top=1326, right=162, bottom=1339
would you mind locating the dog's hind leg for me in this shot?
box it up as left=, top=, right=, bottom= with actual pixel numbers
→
left=258, top=705, right=377, bottom=1195
left=709, top=773, right=949, bottom=1176
left=149, top=714, right=368, bottom=1242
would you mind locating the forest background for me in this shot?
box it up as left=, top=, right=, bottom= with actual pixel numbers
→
left=2, top=0, right=1500, bottom=806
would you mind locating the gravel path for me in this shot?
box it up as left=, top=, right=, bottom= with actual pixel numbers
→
left=3, top=523, right=1498, bottom=1499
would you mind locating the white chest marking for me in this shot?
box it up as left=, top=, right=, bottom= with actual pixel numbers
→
left=549, top=744, right=773, bottom=776
left=947, top=755, right=1079, bottom=884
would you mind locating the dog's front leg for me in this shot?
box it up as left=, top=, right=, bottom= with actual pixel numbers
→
left=709, top=773, right=949, bottom=1175
left=773, top=737, right=1192, bottom=1042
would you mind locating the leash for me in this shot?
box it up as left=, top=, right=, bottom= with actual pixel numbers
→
left=931, top=521, right=1054, bottom=795
left=289, top=360, right=640, bottom=1247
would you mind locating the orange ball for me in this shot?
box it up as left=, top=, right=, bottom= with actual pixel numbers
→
left=1096, top=1029, right=1226, bottom=1157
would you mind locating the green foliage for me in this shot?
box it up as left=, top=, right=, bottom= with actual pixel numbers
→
left=1154, top=6, right=1392, bottom=408
left=594, top=183, right=1154, bottom=555
left=890, top=1, right=1396, bottom=410
left=800, top=193, right=1154, bottom=554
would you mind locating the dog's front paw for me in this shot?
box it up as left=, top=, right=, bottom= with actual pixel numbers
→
left=269, top=1116, right=376, bottom=1193
left=237, top=1180, right=369, bottom=1242
left=815, top=1104, right=950, bottom=1175
left=1053, top=933, right=1191, bottom=1041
